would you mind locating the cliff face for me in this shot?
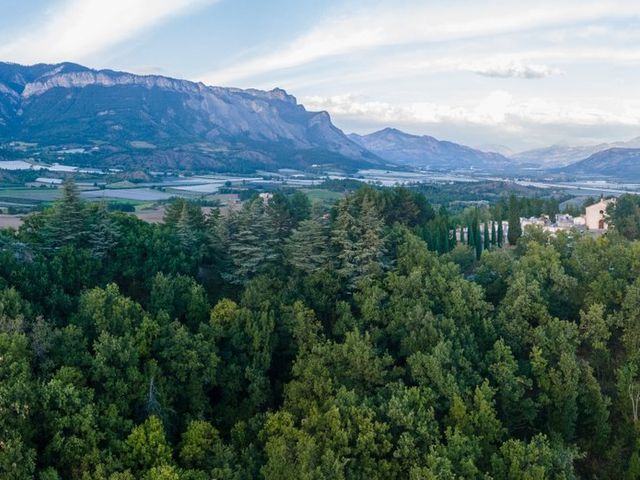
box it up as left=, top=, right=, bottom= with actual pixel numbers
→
left=0, top=62, right=380, bottom=172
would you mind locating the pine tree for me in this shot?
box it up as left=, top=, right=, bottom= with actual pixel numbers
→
left=44, top=177, right=88, bottom=249
left=177, top=203, right=199, bottom=252
left=354, top=194, right=386, bottom=281
left=285, top=218, right=331, bottom=274
left=222, top=198, right=279, bottom=284
left=333, top=195, right=386, bottom=289
left=88, top=204, right=120, bottom=259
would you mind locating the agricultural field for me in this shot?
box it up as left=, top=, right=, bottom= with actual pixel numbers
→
left=0, top=187, right=62, bottom=204
left=300, top=188, right=345, bottom=205
left=81, top=188, right=177, bottom=201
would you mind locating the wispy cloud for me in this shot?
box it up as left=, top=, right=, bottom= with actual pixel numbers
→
left=0, top=0, right=217, bottom=65
left=303, top=92, right=640, bottom=129
left=200, top=0, right=640, bottom=85
left=466, top=61, right=559, bottom=79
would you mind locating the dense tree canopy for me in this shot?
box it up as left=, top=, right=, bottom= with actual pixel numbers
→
left=0, top=180, right=637, bottom=478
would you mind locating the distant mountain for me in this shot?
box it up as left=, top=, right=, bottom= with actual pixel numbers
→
left=559, top=148, right=640, bottom=179
left=513, top=137, right=640, bottom=168
left=476, top=144, right=516, bottom=157
left=0, top=62, right=381, bottom=172
left=348, top=128, right=512, bottom=171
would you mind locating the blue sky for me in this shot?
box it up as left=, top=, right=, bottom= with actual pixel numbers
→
left=1, top=0, right=640, bottom=151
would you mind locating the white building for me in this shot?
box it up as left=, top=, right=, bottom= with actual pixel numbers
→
left=258, top=192, right=274, bottom=204
left=584, top=198, right=615, bottom=230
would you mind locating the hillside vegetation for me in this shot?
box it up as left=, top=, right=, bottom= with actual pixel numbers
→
left=1, top=180, right=640, bottom=478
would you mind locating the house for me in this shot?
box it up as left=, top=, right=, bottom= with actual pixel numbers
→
left=555, top=214, right=575, bottom=228
left=520, top=216, right=548, bottom=229
left=584, top=198, right=615, bottom=230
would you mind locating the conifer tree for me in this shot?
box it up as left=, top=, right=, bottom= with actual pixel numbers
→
left=45, top=177, right=88, bottom=249
left=177, top=203, right=199, bottom=252
left=222, top=198, right=279, bottom=284
left=497, top=220, right=504, bottom=248
left=507, top=196, right=522, bottom=245
left=491, top=220, right=497, bottom=246
left=88, top=204, right=120, bottom=259
left=333, top=195, right=386, bottom=289
left=285, top=218, right=331, bottom=274
left=449, top=225, right=457, bottom=250
left=484, top=221, right=490, bottom=251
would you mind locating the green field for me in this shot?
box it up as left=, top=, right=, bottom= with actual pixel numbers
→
left=0, top=187, right=62, bottom=203
left=300, top=188, right=344, bottom=205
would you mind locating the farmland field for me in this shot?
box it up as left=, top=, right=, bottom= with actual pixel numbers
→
left=0, top=187, right=62, bottom=202
left=81, top=188, right=177, bottom=201
left=300, top=188, right=344, bottom=204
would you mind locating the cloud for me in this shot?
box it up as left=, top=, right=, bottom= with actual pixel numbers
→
left=200, top=0, right=640, bottom=85
left=466, top=61, right=559, bottom=79
left=302, top=92, right=640, bottom=129
left=0, top=0, right=217, bottom=65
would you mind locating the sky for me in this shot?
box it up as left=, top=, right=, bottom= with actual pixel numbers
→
left=1, top=0, right=640, bottom=151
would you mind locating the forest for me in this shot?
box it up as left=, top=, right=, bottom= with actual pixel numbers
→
left=1, top=178, right=640, bottom=479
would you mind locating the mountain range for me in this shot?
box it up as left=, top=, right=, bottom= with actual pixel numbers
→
left=348, top=128, right=512, bottom=171
left=558, top=148, right=640, bottom=179
left=0, top=62, right=380, bottom=172
left=511, top=137, right=640, bottom=168
left=0, top=61, right=638, bottom=178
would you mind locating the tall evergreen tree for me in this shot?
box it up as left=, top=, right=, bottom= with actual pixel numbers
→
left=88, top=204, right=120, bottom=259
left=285, top=218, right=331, bottom=274
left=333, top=195, right=386, bottom=289
left=45, top=177, right=88, bottom=249
left=497, top=220, right=504, bottom=248
left=221, top=198, right=279, bottom=284
left=484, top=221, right=491, bottom=251
left=491, top=220, right=497, bottom=246
left=507, top=196, right=522, bottom=245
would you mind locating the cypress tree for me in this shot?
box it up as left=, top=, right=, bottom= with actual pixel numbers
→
left=483, top=221, right=490, bottom=250
left=497, top=220, right=504, bottom=248
left=439, top=220, right=449, bottom=254
left=507, top=196, right=522, bottom=245
left=473, top=217, right=482, bottom=259
left=491, top=220, right=497, bottom=246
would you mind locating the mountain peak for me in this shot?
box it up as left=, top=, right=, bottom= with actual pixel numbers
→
left=559, top=147, right=640, bottom=179
left=350, top=127, right=511, bottom=171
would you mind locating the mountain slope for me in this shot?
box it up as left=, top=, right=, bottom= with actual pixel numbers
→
left=559, top=148, right=640, bottom=179
left=349, top=128, right=512, bottom=171
left=0, top=62, right=381, bottom=172
left=513, top=137, right=640, bottom=168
